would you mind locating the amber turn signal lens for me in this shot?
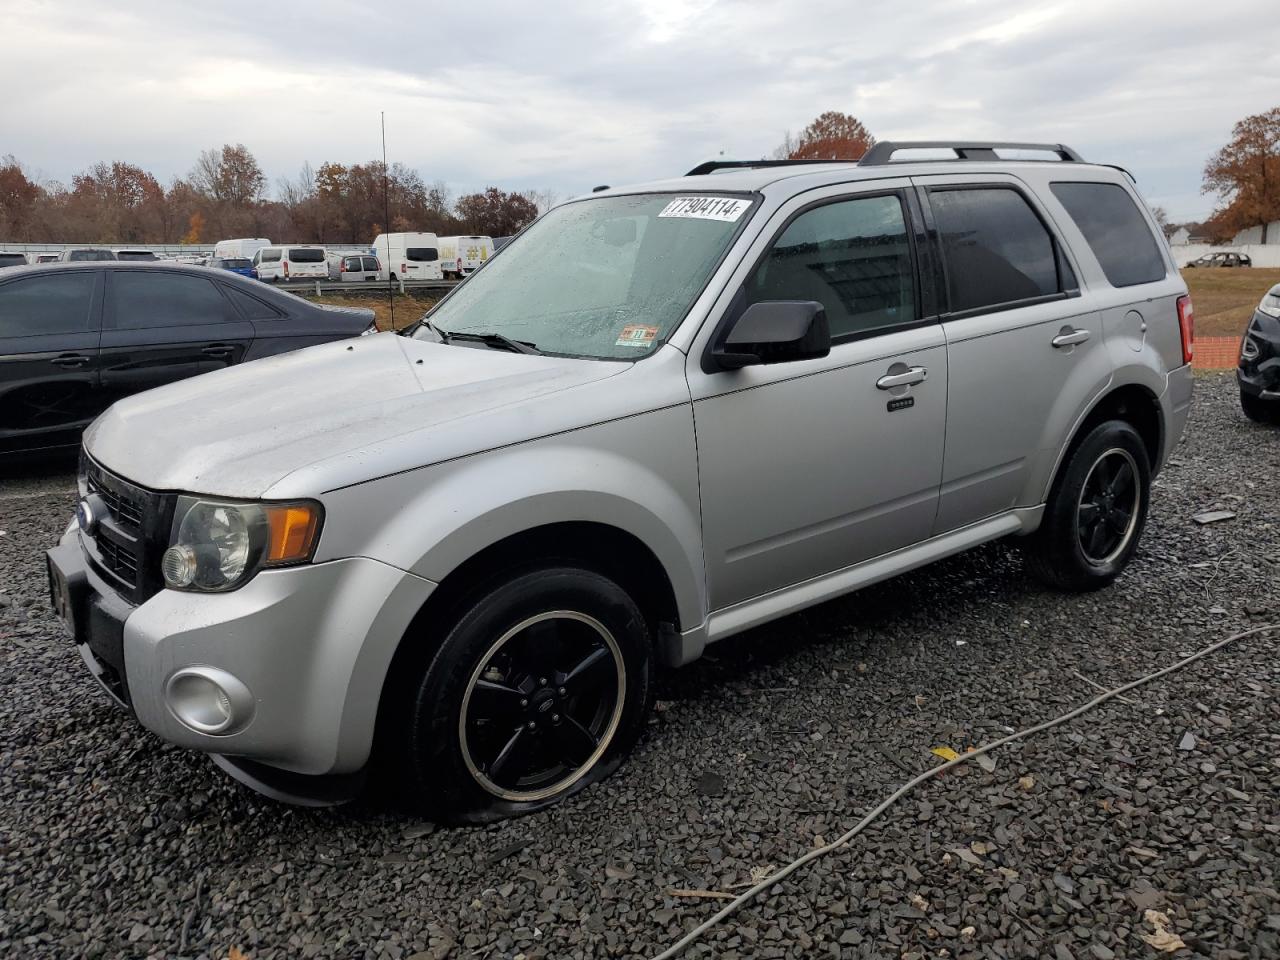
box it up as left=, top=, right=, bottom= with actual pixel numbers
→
left=263, top=504, right=321, bottom=565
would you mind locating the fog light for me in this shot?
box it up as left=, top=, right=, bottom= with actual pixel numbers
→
left=165, top=667, right=253, bottom=735
left=162, top=544, right=198, bottom=587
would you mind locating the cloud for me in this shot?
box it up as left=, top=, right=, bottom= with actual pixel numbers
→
left=1, top=0, right=1277, bottom=220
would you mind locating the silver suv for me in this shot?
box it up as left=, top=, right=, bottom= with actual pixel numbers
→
left=48, top=141, right=1194, bottom=821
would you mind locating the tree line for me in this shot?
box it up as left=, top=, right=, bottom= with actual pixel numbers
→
left=3, top=108, right=1275, bottom=247
left=0, top=144, right=548, bottom=245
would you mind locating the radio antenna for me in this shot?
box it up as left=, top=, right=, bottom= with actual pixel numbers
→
left=382, top=111, right=394, bottom=329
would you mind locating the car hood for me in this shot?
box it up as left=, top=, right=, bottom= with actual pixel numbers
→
left=85, top=333, right=630, bottom=498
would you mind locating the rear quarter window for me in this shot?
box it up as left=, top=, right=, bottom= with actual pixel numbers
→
left=1050, top=182, right=1166, bottom=287
left=223, top=284, right=284, bottom=320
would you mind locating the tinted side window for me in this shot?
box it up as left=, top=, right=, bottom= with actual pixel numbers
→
left=222, top=285, right=284, bottom=320
left=260, top=249, right=281, bottom=263
left=746, top=194, right=916, bottom=339
left=0, top=273, right=96, bottom=337
left=1050, top=182, right=1165, bottom=287
left=111, top=273, right=232, bottom=328
left=930, top=188, right=1059, bottom=312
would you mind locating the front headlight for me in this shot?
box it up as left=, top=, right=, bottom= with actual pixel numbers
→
left=161, top=497, right=323, bottom=592
left=1258, top=291, right=1280, bottom=319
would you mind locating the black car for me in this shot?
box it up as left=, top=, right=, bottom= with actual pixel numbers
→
left=0, top=262, right=376, bottom=455
left=1185, top=251, right=1252, bottom=268
left=1239, top=282, right=1280, bottom=424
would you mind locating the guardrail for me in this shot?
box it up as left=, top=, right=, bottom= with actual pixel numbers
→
left=275, top=278, right=458, bottom=295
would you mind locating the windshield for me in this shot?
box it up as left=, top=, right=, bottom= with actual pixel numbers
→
left=414, top=192, right=752, bottom=359
left=68, top=250, right=115, bottom=261
left=116, top=251, right=157, bottom=261
left=406, top=247, right=437, bottom=262
left=220, top=258, right=251, bottom=269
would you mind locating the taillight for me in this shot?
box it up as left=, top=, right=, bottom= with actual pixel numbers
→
left=283, top=260, right=290, bottom=278
left=401, top=262, right=407, bottom=273
left=1176, top=294, right=1194, bottom=365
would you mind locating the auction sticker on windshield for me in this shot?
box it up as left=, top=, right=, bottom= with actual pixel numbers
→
left=616, top=324, right=660, bottom=348
left=658, top=197, right=751, bottom=222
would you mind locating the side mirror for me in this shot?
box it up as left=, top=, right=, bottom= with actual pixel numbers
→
left=711, top=300, right=831, bottom=370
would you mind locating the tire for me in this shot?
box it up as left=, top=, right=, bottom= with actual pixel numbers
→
left=1240, top=389, right=1280, bottom=425
left=397, top=566, right=654, bottom=823
left=1024, top=420, right=1151, bottom=592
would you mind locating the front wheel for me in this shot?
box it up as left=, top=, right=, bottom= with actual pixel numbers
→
left=1241, top=389, right=1280, bottom=425
left=398, top=567, right=654, bottom=823
left=1024, top=420, right=1151, bottom=592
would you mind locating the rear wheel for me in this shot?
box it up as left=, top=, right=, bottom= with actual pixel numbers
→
left=397, top=567, right=653, bottom=823
left=1025, top=420, right=1150, bottom=592
left=1240, top=389, right=1280, bottom=425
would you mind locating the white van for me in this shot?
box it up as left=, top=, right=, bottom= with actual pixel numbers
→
left=215, top=238, right=271, bottom=261
left=252, top=245, right=329, bottom=282
left=371, top=232, right=443, bottom=282
left=437, top=235, right=494, bottom=279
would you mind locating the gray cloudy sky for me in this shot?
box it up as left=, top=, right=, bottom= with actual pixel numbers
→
left=4, top=0, right=1277, bottom=220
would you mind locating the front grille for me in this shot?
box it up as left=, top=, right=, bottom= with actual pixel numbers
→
left=96, top=535, right=139, bottom=582
left=81, top=455, right=176, bottom=604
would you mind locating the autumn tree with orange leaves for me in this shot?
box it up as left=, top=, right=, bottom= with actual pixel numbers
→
left=1202, top=107, right=1280, bottom=243
left=775, top=111, right=876, bottom=162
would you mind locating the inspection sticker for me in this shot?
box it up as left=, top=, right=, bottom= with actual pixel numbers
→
left=616, top=324, right=660, bottom=348
left=658, top=196, right=751, bottom=222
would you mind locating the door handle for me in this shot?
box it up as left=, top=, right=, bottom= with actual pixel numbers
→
left=201, top=344, right=234, bottom=357
left=50, top=354, right=91, bottom=368
left=876, top=366, right=927, bottom=390
left=1051, top=328, right=1091, bottom=348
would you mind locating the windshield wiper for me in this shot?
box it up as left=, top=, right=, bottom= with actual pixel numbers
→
left=445, top=331, right=542, bottom=355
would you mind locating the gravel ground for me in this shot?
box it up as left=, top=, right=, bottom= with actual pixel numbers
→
left=1, top=371, right=1278, bottom=960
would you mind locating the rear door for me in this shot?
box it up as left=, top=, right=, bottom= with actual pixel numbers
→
left=913, top=175, right=1109, bottom=533
left=99, top=270, right=255, bottom=406
left=0, top=270, right=103, bottom=453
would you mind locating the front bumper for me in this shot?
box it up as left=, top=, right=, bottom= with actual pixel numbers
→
left=1239, top=310, right=1280, bottom=398
left=48, top=526, right=436, bottom=787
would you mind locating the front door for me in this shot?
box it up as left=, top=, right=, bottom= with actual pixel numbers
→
left=99, top=269, right=255, bottom=408
left=689, top=185, right=948, bottom=610
left=0, top=270, right=103, bottom=453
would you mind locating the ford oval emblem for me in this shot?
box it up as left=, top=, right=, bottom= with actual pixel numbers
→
left=76, top=498, right=97, bottom=534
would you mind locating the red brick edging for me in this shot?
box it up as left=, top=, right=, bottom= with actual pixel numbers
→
left=1194, top=336, right=1242, bottom=370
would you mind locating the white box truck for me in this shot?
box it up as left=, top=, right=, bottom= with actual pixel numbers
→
left=214, top=238, right=271, bottom=261
left=437, top=235, right=494, bottom=279
left=371, top=232, right=443, bottom=282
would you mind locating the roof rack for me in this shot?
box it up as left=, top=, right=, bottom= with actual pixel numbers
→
left=685, top=158, right=857, bottom=176
left=858, top=141, right=1084, bottom=165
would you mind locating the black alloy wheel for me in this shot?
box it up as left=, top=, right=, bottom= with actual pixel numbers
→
left=1074, top=448, right=1142, bottom=565
left=458, top=610, right=625, bottom=801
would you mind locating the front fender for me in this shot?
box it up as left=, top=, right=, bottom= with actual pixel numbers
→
left=313, top=404, right=707, bottom=631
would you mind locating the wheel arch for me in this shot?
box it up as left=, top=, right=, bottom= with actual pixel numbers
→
left=1043, top=378, right=1164, bottom=504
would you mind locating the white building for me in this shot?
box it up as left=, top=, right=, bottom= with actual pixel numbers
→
left=1230, top=220, right=1280, bottom=245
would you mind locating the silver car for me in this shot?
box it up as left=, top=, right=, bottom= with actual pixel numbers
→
left=48, top=141, right=1194, bottom=822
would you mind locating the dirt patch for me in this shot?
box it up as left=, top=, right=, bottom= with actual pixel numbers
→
left=301, top=290, right=438, bottom=332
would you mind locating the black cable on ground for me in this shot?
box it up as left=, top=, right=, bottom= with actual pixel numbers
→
left=651, top=622, right=1280, bottom=960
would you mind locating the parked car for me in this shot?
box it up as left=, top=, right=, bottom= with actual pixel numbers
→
left=47, top=141, right=1193, bottom=822
left=437, top=235, right=493, bottom=279
left=214, top=238, right=271, bottom=262
left=252, top=245, right=328, bottom=282
left=114, top=249, right=159, bottom=262
left=59, top=248, right=116, bottom=262
left=1, top=262, right=374, bottom=455
left=1185, top=251, right=1252, bottom=268
left=34, top=253, right=62, bottom=264
left=372, top=232, right=442, bottom=282
left=207, top=256, right=255, bottom=278
left=0, top=252, right=28, bottom=268
left=1238, top=282, right=1280, bottom=424
left=328, top=252, right=381, bottom=282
